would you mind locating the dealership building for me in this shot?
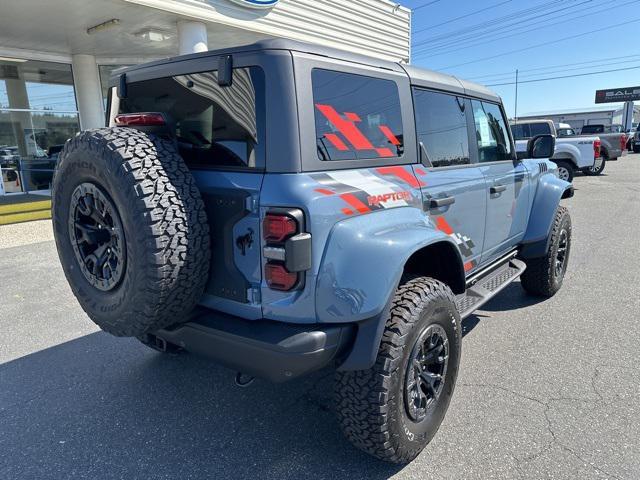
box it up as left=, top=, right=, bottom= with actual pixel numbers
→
left=517, top=104, right=640, bottom=132
left=0, top=0, right=410, bottom=197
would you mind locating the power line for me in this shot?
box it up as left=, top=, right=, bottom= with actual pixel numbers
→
left=474, top=56, right=640, bottom=83
left=485, top=64, right=640, bottom=86
left=415, top=0, right=611, bottom=57
left=413, top=0, right=569, bottom=44
left=436, top=16, right=640, bottom=71
left=413, top=0, right=512, bottom=33
left=412, top=0, right=442, bottom=12
left=468, top=53, right=640, bottom=81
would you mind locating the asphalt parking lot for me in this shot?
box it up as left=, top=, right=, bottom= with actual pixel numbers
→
left=1, top=155, right=639, bottom=480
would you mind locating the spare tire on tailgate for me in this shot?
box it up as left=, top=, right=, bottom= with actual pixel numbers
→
left=52, top=127, right=210, bottom=337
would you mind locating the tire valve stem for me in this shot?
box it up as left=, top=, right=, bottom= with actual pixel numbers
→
left=235, top=372, right=255, bottom=388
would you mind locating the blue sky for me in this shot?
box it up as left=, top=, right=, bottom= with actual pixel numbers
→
left=400, top=0, right=639, bottom=116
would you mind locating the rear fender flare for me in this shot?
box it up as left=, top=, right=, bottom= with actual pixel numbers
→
left=315, top=207, right=463, bottom=324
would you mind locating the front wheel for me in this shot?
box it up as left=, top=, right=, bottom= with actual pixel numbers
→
left=582, top=155, right=606, bottom=176
left=335, top=277, right=461, bottom=464
left=521, top=206, right=572, bottom=297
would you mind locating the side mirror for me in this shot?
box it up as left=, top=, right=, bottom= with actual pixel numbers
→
left=527, top=134, right=555, bottom=159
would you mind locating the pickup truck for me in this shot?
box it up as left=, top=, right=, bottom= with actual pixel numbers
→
left=579, top=124, right=627, bottom=160
left=511, top=119, right=601, bottom=182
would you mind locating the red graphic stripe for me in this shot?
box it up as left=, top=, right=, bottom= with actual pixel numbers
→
left=340, top=193, right=370, bottom=214
left=376, top=166, right=425, bottom=188
left=345, top=112, right=361, bottom=122
left=324, top=133, right=349, bottom=151
left=315, top=188, right=335, bottom=196
left=315, top=104, right=374, bottom=150
left=376, top=148, right=395, bottom=157
left=435, top=216, right=454, bottom=235
left=341, top=207, right=354, bottom=215
left=415, top=168, right=427, bottom=176
left=378, top=125, right=401, bottom=145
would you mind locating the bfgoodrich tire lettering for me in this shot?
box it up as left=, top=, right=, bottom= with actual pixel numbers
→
left=520, top=206, right=571, bottom=297
left=335, top=277, right=461, bottom=464
left=52, top=128, right=210, bottom=337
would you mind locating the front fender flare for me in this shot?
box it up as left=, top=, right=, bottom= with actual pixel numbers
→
left=520, top=173, right=572, bottom=258
left=315, top=207, right=463, bottom=324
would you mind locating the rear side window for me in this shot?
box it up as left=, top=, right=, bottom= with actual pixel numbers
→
left=413, top=88, right=470, bottom=167
left=312, top=69, right=403, bottom=161
left=511, top=123, right=530, bottom=140
left=471, top=100, right=513, bottom=163
left=530, top=122, right=552, bottom=136
left=120, top=66, right=265, bottom=170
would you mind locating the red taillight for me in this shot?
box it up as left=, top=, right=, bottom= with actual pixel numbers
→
left=620, top=134, right=627, bottom=150
left=594, top=139, right=601, bottom=159
left=263, top=214, right=297, bottom=243
left=114, top=112, right=165, bottom=126
left=265, top=263, right=298, bottom=291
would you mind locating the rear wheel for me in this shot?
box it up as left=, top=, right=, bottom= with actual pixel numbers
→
left=521, top=206, right=571, bottom=297
left=582, top=153, right=606, bottom=176
left=335, top=277, right=461, bottom=464
left=554, top=160, right=574, bottom=182
left=52, top=128, right=210, bottom=337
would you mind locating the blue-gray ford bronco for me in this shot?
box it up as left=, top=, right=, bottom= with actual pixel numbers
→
left=52, top=40, right=574, bottom=464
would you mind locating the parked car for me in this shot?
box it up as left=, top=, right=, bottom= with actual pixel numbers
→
left=579, top=124, right=627, bottom=161
left=626, top=126, right=638, bottom=152
left=511, top=119, right=601, bottom=181
left=1, top=167, right=21, bottom=193
left=634, top=127, right=640, bottom=153
left=51, top=39, right=574, bottom=464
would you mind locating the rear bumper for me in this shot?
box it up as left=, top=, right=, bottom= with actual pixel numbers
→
left=154, top=309, right=356, bottom=383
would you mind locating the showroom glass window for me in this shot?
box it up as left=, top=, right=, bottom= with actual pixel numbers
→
left=312, top=69, right=404, bottom=161
left=413, top=88, right=470, bottom=167
left=0, top=59, right=80, bottom=192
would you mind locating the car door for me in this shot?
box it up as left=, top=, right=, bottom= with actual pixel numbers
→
left=412, top=88, right=486, bottom=274
left=470, top=100, right=530, bottom=265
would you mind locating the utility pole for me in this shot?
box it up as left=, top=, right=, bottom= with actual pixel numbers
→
left=514, top=69, right=519, bottom=122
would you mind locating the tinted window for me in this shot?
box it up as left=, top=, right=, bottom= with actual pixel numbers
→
left=471, top=100, right=513, bottom=163
left=511, top=123, right=530, bottom=140
left=582, top=125, right=604, bottom=134
left=120, top=67, right=265, bottom=169
left=530, top=122, right=552, bottom=136
left=312, top=69, right=403, bottom=161
left=413, top=89, right=469, bottom=167
left=557, top=128, right=576, bottom=137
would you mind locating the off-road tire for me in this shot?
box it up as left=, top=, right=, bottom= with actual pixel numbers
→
left=520, top=206, right=571, bottom=297
left=52, top=127, right=210, bottom=336
left=581, top=152, right=607, bottom=176
left=554, top=160, right=574, bottom=182
left=335, top=277, right=461, bottom=464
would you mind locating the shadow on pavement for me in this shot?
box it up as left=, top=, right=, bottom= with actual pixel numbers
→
left=0, top=332, right=404, bottom=480
left=460, top=282, right=547, bottom=338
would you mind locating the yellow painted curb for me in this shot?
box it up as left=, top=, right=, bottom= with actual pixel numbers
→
left=0, top=209, right=52, bottom=225
left=0, top=200, right=51, bottom=215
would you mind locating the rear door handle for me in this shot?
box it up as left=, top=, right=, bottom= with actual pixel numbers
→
left=429, top=196, right=456, bottom=209
left=490, top=184, right=507, bottom=194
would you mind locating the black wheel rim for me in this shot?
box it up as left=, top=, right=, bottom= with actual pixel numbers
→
left=555, top=229, right=569, bottom=279
left=404, top=324, right=449, bottom=422
left=68, top=182, right=126, bottom=291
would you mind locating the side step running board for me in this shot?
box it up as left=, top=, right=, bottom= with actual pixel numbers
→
left=455, top=257, right=526, bottom=319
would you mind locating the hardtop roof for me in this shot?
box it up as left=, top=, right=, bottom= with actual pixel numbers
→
left=111, top=39, right=500, bottom=102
